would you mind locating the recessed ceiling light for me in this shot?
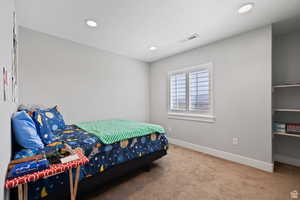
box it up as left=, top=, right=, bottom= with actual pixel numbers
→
left=149, top=46, right=157, bottom=51
left=85, top=19, right=98, bottom=28
left=238, top=3, right=254, bottom=14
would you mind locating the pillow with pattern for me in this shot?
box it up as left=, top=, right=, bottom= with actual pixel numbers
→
left=33, top=106, right=66, bottom=144
left=18, top=104, right=49, bottom=112
left=18, top=104, right=49, bottom=120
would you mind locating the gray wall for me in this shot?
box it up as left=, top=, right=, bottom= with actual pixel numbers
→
left=19, top=27, right=150, bottom=124
left=0, top=0, right=17, bottom=199
left=273, top=30, right=300, bottom=162
left=149, top=26, right=273, bottom=163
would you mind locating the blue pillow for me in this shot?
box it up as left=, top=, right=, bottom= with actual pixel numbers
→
left=33, top=106, right=66, bottom=145
left=12, top=111, right=45, bottom=150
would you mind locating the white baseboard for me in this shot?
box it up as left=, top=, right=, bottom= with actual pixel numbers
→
left=274, top=154, right=300, bottom=167
left=168, top=137, right=274, bottom=172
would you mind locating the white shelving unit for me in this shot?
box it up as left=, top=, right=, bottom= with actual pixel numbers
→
left=273, top=83, right=300, bottom=88
left=273, top=131, right=300, bottom=138
left=272, top=25, right=300, bottom=166
left=273, top=83, right=300, bottom=137
left=273, top=108, right=300, bottom=112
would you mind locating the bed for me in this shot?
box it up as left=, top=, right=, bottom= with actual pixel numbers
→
left=11, top=119, right=168, bottom=200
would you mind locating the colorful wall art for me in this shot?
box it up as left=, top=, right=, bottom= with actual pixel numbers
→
left=0, top=11, right=18, bottom=103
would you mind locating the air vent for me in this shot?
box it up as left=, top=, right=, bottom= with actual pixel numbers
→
left=181, top=33, right=200, bottom=42
left=187, top=33, right=199, bottom=40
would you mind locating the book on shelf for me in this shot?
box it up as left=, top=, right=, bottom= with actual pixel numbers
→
left=286, top=123, right=300, bottom=135
left=273, top=122, right=300, bottom=135
left=273, top=122, right=286, bottom=133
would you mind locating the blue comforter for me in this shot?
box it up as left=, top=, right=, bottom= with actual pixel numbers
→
left=14, top=125, right=168, bottom=199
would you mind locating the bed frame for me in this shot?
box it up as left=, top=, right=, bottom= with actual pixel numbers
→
left=78, top=149, right=167, bottom=199
left=10, top=149, right=167, bottom=200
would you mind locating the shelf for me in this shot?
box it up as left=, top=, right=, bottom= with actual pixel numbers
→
left=273, top=108, right=300, bottom=112
left=273, top=132, right=300, bottom=138
left=273, top=83, right=300, bottom=88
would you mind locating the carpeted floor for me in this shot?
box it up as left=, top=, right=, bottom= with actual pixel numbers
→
left=84, top=144, right=300, bottom=200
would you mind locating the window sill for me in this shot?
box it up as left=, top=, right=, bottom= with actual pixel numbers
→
left=168, top=112, right=216, bottom=123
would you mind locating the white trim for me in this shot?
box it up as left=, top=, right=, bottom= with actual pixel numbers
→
left=167, top=62, right=213, bottom=75
left=168, top=112, right=216, bottom=123
left=274, top=154, right=300, bottom=167
left=168, top=137, right=274, bottom=172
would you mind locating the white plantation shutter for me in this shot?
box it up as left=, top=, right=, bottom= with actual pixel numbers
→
left=189, top=69, right=210, bottom=112
left=170, top=73, right=187, bottom=111
left=168, top=63, right=213, bottom=119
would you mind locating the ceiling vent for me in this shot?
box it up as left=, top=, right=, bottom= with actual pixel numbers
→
left=181, top=33, right=200, bottom=42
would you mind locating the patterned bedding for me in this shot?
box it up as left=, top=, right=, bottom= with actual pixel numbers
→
left=19, top=125, right=168, bottom=200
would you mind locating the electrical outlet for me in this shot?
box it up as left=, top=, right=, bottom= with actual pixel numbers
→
left=232, top=137, right=239, bottom=145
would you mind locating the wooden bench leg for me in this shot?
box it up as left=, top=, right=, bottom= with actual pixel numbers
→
left=69, top=169, right=74, bottom=200
left=18, top=184, right=23, bottom=200
left=17, top=184, right=27, bottom=200
left=24, top=183, right=28, bottom=200
left=73, top=167, right=80, bottom=200
left=69, top=167, right=80, bottom=200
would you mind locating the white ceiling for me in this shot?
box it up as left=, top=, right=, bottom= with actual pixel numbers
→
left=16, top=0, right=300, bottom=62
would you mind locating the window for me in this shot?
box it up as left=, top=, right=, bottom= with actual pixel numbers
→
left=168, top=63, right=215, bottom=122
left=170, top=73, right=186, bottom=111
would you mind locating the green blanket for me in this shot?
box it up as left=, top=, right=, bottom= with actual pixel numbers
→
left=75, top=119, right=165, bottom=144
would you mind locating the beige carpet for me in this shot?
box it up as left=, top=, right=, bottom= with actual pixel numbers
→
left=84, top=144, right=300, bottom=200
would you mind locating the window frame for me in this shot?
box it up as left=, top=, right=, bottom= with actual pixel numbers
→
left=167, top=62, right=215, bottom=123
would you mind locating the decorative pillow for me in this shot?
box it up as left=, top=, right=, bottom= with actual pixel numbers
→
left=18, top=104, right=50, bottom=120
left=33, top=106, right=66, bottom=145
left=12, top=111, right=45, bottom=150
